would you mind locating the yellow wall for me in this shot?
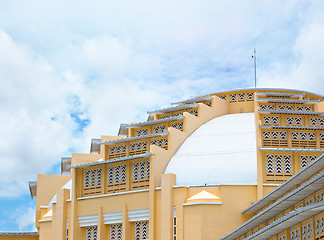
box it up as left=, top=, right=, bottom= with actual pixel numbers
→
left=35, top=174, right=71, bottom=227
left=0, top=236, right=39, bottom=240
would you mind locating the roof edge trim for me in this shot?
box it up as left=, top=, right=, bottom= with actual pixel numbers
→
left=68, top=152, right=152, bottom=169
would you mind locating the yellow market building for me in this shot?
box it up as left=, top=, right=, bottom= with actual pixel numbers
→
left=1, top=88, right=324, bottom=240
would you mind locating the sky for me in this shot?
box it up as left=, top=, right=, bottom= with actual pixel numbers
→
left=0, top=0, right=324, bottom=232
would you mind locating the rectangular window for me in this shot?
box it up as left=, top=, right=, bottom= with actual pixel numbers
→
left=173, top=112, right=183, bottom=117
left=173, top=208, right=176, bottom=240
left=84, top=169, right=102, bottom=196
left=302, top=222, right=313, bottom=240
left=107, top=164, right=127, bottom=193
left=260, top=105, right=267, bottom=111
left=315, top=192, right=323, bottom=203
left=132, top=161, right=150, bottom=190
left=66, top=219, right=69, bottom=240
left=109, top=144, right=127, bottom=159
left=230, top=94, right=236, bottom=101
left=263, top=116, right=270, bottom=124
left=272, top=116, right=279, bottom=124
left=130, top=141, right=148, bottom=156
left=110, top=224, right=122, bottom=240
left=262, top=131, right=288, bottom=147
left=171, top=122, right=184, bottom=131
left=297, top=106, right=304, bottom=111
left=151, top=138, right=168, bottom=150
left=315, top=217, right=323, bottom=236
left=292, top=132, right=316, bottom=148
left=238, top=93, right=245, bottom=101
left=310, top=118, right=317, bottom=125
left=188, top=109, right=198, bottom=117
left=295, top=117, right=302, bottom=125
left=287, top=105, right=293, bottom=111
left=86, top=226, right=98, bottom=240
left=290, top=228, right=300, bottom=240
left=304, top=198, right=314, bottom=206
left=265, top=154, right=292, bottom=183
left=135, top=221, right=149, bottom=240
left=319, top=118, right=324, bottom=125
left=247, top=92, right=254, bottom=100
left=205, top=101, right=212, bottom=107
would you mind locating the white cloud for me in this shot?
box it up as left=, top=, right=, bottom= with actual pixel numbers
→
left=9, top=205, right=36, bottom=231
left=258, top=22, right=324, bottom=94
left=0, top=30, right=75, bottom=197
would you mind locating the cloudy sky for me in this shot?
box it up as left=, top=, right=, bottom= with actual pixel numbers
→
left=0, top=0, right=324, bottom=231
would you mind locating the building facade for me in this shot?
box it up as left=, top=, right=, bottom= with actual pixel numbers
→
left=1, top=88, right=323, bottom=240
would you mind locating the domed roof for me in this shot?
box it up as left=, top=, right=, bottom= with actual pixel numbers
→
left=164, top=113, right=257, bottom=186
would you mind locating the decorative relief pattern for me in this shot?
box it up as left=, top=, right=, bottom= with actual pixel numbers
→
left=107, top=164, right=127, bottom=193
left=238, top=93, right=245, bottom=100
left=266, top=154, right=292, bottom=174
left=266, top=155, right=274, bottom=173
left=310, top=118, right=317, bottom=125
left=160, top=115, right=171, bottom=119
left=84, top=170, right=90, bottom=188
left=263, top=131, right=288, bottom=147
left=302, top=222, right=313, bottom=239
left=133, top=161, right=150, bottom=181
left=171, top=122, right=183, bottom=130
left=247, top=92, right=254, bottom=100
left=297, top=106, right=304, bottom=111
left=135, top=221, right=149, bottom=240
left=205, top=101, right=212, bottom=107
left=272, top=116, right=279, bottom=124
left=151, top=138, right=168, bottom=150
left=316, top=192, right=323, bottom=203
left=136, top=128, right=148, bottom=136
left=110, top=224, right=122, bottom=240
left=173, top=112, right=183, bottom=117
left=109, top=145, right=127, bottom=159
left=263, top=116, right=270, bottom=124
left=230, top=94, right=236, bottom=101
left=290, top=228, right=300, bottom=240
left=130, top=141, right=148, bottom=156
left=84, top=168, right=102, bottom=195
left=86, top=226, right=98, bottom=240
left=287, top=105, right=293, bottom=111
left=315, top=217, right=323, bottom=235
left=292, top=132, right=316, bottom=148
left=188, top=109, right=198, bottom=117
left=283, top=155, right=292, bottom=173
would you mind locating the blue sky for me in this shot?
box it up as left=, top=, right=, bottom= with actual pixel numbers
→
left=0, top=0, right=324, bottom=231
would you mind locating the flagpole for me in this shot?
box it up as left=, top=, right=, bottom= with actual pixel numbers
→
left=254, top=48, right=256, bottom=88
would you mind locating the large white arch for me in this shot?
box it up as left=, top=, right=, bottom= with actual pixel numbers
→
left=164, top=113, right=258, bottom=186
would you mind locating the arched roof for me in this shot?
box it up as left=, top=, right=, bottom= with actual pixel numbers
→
left=164, top=113, right=258, bottom=186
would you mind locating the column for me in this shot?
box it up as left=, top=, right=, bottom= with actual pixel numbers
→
left=161, top=173, right=176, bottom=240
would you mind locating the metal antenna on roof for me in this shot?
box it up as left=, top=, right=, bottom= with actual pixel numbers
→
left=252, top=47, right=257, bottom=88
